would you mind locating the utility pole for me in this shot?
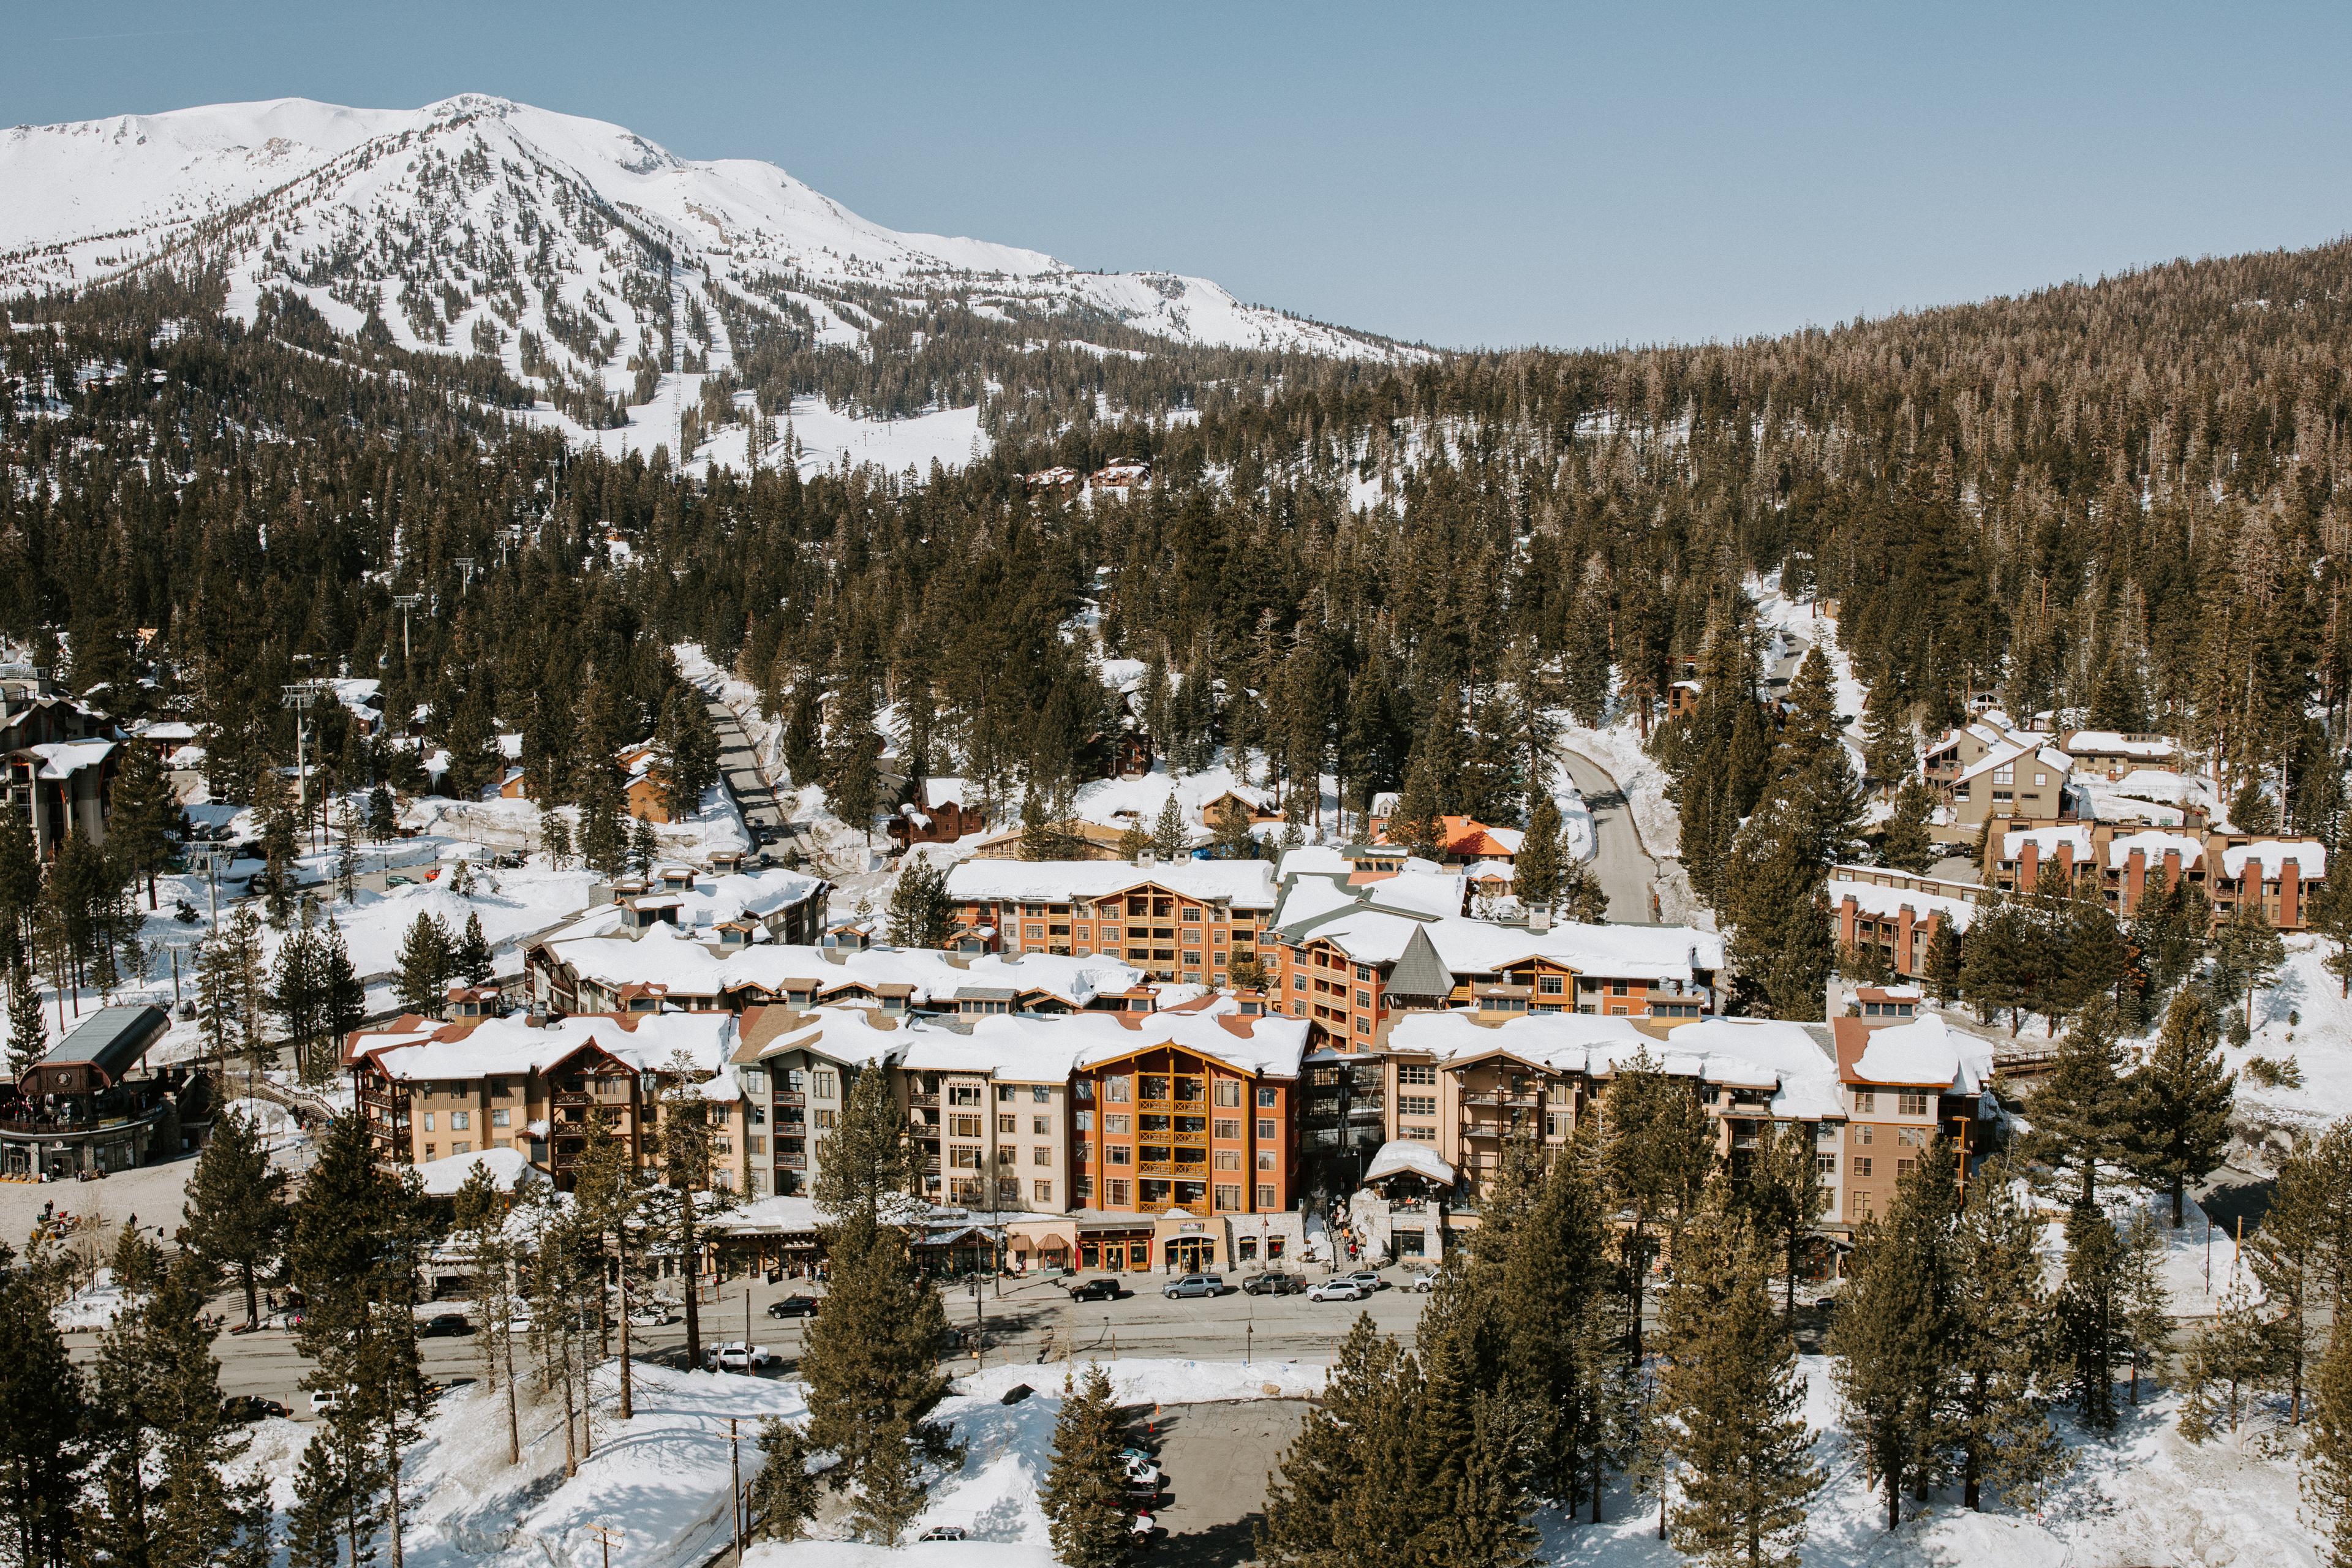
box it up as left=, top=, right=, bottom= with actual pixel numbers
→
left=728, top=1419, right=744, bottom=1559
left=454, top=557, right=477, bottom=594
left=584, top=1522, right=621, bottom=1568
left=393, top=594, right=424, bottom=662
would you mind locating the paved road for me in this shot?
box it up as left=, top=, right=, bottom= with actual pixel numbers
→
left=701, top=692, right=789, bottom=843
left=1556, top=748, right=1660, bottom=924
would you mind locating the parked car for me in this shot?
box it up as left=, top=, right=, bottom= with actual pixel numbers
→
left=627, top=1305, right=676, bottom=1327
left=1406, top=1270, right=1436, bottom=1294
left=385, top=875, right=415, bottom=888
left=420, top=1313, right=473, bottom=1338
left=1242, top=1271, right=1304, bottom=1296
left=766, top=1294, right=820, bottom=1319
left=1305, top=1278, right=1370, bottom=1303
left=308, top=1389, right=343, bottom=1414
left=1336, top=1270, right=1388, bottom=1293
left=1065, top=1277, right=1124, bottom=1303
left=703, top=1341, right=777, bottom=1373
left=916, top=1526, right=967, bottom=1542
left=222, top=1395, right=290, bottom=1424
left=1162, top=1273, right=1226, bottom=1300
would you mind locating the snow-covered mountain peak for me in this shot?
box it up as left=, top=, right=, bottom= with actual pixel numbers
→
left=0, top=94, right=1404, bottom=361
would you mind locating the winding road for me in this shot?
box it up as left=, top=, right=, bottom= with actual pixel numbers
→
left=1556, top=747, right=1662, bottom=924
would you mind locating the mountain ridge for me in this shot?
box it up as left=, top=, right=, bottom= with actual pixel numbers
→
left=1, top=94, right=1415, bottom=456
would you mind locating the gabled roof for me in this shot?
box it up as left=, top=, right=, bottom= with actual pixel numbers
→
left=36, top=1005, right=169, bottom=1080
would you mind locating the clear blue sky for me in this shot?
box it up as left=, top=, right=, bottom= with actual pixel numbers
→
left=6, top=1, right=2350, bottom=350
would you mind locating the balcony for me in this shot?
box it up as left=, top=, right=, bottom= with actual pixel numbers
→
left=775, top=1153, right=807, bottom=1170
left=1461, top=1090, right=1540, bottom=1109
left=908, top=1092, right=938, bottom=1108
left=775, top=1091, right=804, bottom=1107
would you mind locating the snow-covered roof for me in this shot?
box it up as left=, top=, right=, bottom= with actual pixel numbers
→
left=26, top=738, right=113, bottom=778
left=1826, top=875, right=1979, bottom=933
left=917, top=776, right=970, bottom=810
left=2224, top=839, right=2326, bottom=881
left=535, top=865, right=827, bottom=942
left=2001, top=824, right=2094, bottom=859
left=944, top=858, right=1280, bottom=910
left=353, top=1010, right=737, bottom=1082
left=413, top=1145, right=533, bottom=1196
left=1844, top=1014, right=1988, bottom=1094
left=1272, top=870, right=1720, bottom=981
left=747, top=998, right=1310, bottom=1082
left=132, top=719, right=200, bottom=743
left=1381, top=1011, right=1842, bottom=1119
left=1957, top=739, right=2072, bottom=782
left=2063, top=730, right=2178, bottom=758
left=2105, top=829, right=2204, bottom=870
left=1363, top=1140, right=1457, bottom=1186
left=546, top=925, right=1142, bottom=1008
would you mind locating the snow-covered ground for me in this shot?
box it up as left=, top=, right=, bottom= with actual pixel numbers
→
left=2231, top=934, right=2352, bottom=1147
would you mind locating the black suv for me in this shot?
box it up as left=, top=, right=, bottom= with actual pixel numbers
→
left=1242, top=1272, right=1305, bottom=1296
left=1066, top=1277, right=1124, bottom=1302
left=766, top=1294, right=821, bottom=1319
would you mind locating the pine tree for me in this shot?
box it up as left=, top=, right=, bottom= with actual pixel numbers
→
left=1497, top=1137, right=1608, bottom=1501
left=1943, top=1162, right=2068, bottom=1510
left=1928, top=921, right=1966, bottom=1006
left=2247, top=1128, right=2352, bottom=1423
left=1877, top=779, right=1937, bottom=873
left=452, top=913, right=493, bottom=986
left=319, top=921, right=366, bottom=1072
left=1602, top=1049, right=1716, bottom=1359
left=2023, top=998, right=2141, bottom=1204
left=1659, top=1208, right=1822, bottom=1568
left=2210, top=899, right=2286, bottom=1036
left=4, top=961, right=45, bottom=1079
left=569, top=1115, right=646, bottom=1422
left=0, top=1242, right=89, bottom=1568
left=1515, top=794, right=1564, bottom=912
left=2177, top=1278, right=2275, bottom=1443
left=2304, top=1310, right=2352, bottom=1568
left=285, top=1405, right=384, bottom=1568
left=366, top=785, right=398, bottom=842
left=745, top=1419, right=820, bottom=1542
left=1258, top=1316, right=1431, bottom=1565
left=2056, top=1199, right=2124, bottom=1432
left=1387, top=741, right=1448, bottom=859
left=107, top=744, right=182, bottom=911
left=1149, top=794, right=1189, bottom=860
left=1559, top=858, right=1611, bottom=924
left=629, top=815, right=659, bottom=876
left=2114, top=1208, right=2174, bottom=1407
left=540, top=809, right=573, bottom=870
left=451, top=1166, right=523, bottom=1468
left=653, top=1048, right=729, bottom=1371
left=1209, top=797, right=1257, bottom=859
left=800, top=1209, right=959, bottom=1545
left=1830, top=1147, right=1956, bottom=1531
left=2133, top=988, right=2236, bottom=1227
left=1746, top=1118, right=1823, bottom=1321
left=180, top=1109, right=290, bottom=1329
left=393, top=913, right=453, bottom=1017
left=1959, top=890, right=2034, bottom=1033
left=1039, top=1365, right=1133, bottom=1567
left=886, top=851, right=954, bottom=948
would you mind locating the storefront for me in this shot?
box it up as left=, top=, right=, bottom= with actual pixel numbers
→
left=1076, top=1221, right=1155, bottom=1272
left=1155, top=1210, right=1220, bottom=1273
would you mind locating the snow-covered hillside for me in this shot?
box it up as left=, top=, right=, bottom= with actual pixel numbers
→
left=0, top=94, right=1408, bottom=370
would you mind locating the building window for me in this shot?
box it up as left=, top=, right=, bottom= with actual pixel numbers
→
left=1857, top=1125, right=1874, bottom=1145
left=950, top=1115, right=982, bottom=1138
left=950, top=1147, right=982, bottom=1169
left=1214, top=1080, right=1242, bottom=1107
left=1853, top=1090, right=1875, bottom=1114
left=1106, top=1179, right=1131, bottom=1207
left=1107, top=1145, right=1131, bottom=1166
left=1354, top=1017, right=1371, bottom=1035
left=1022, top=1145, right=1044, bottom=1166
left=1398, top=1095, right=1436, bottom=1117
left=1106, top=1114, right=1131, bottom=1134
left=1854, top=1157, right=1874, bottom=1178
left=422, top=1113, right=435, bottom=1133
left=1403, top=1125, right=1436, bottom=1141
left=492, top=1109, right=510, bottom=1128
left=813, top=1071, right=837, bottom=1099
left=998, top=1114, right=1017, bottom=1134
left=1256, top=1150, right=1276, bottom=1170
left=1897, top=1158, right=1916, bottom=1178
left=1033, top=1180, right=1054, bottom=1202
left=1214, top=1118, right=1241, bottom=1139
left=1214, top=1184, right=1242, bottom=1212
left=1033, top=1115, right=1050, bottom=1136
left=1257, top=1086, right=1278, bottom=1107
left=451, top=1141, right=470, bottom=1155
left=1105, top=1077, right=1131, bottom=1103
left=1215, top=1150, right=1242, bottom=1170
left=1256, top=1118, right=1277, bottom=1140
left=1898, top=1091, right=1931, bottom=1117
left=815, top=1109, right=837, bottom=1129
left=1255, top=1184, right=1276, bottom=1208
left=1815, top=1154, right=1836, bottom=1175
left=1398, top=1064, right=1437, bottom=1086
